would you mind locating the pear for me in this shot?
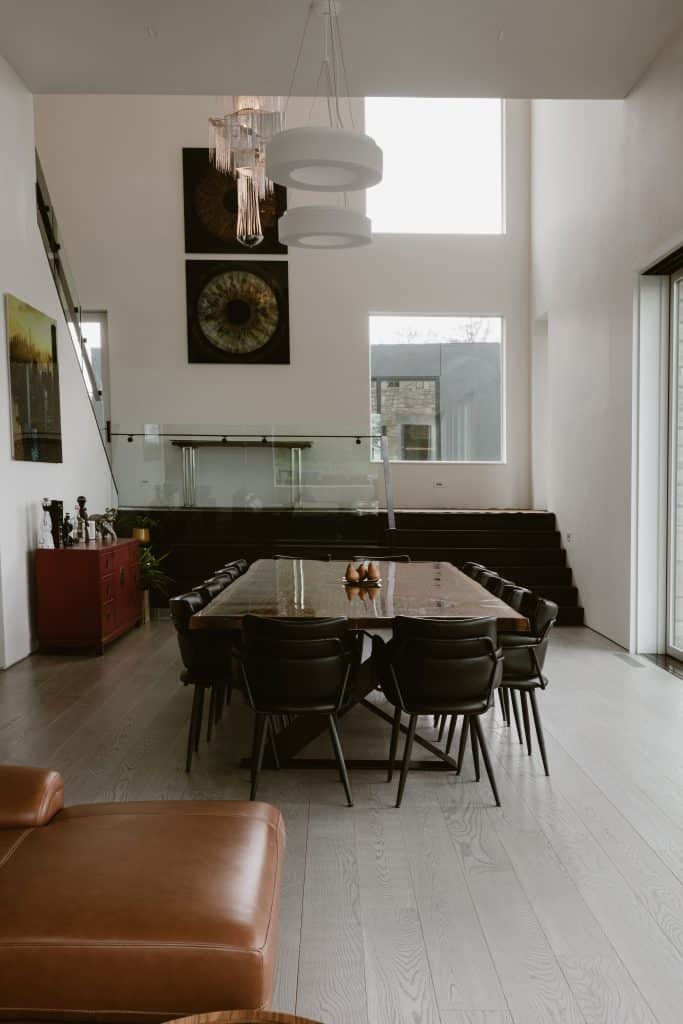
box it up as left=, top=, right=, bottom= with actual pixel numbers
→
left=345, top=562, right=360, bottom=584
left=357, top=561, right=368, bottom=581
left=367, top=561, right=381, bottom=581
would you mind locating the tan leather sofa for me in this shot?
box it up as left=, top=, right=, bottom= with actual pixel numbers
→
left=0, top=766, right=285, bottom=1023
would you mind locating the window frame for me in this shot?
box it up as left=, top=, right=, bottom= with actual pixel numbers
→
left=369, top=312, right=507, bottom=465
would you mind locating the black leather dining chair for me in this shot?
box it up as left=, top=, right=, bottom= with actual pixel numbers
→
left=224, top=558, right=249, bottom=574
left=373, top=616, right=503, bottom=807
left=169, top=591, right=236, bottom=771
left=192, top=577, right=230, bottom=603
left=498, top=595, right=558, bottom=775
left=470, top=565, right=490, bottom=582
left=240, top=616, right=362, bottom=805
left=462, top=561, right=486, bottom=578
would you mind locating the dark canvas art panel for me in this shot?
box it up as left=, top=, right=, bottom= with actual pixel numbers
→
left=5, top=293, right=62, bottom=462
left=186, top=260, right=290, bottom=365
left=183, top=148, right=287, bottom=255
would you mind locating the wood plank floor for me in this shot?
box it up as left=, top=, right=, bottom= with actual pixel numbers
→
left=2, top=623, right=683, bottom=1023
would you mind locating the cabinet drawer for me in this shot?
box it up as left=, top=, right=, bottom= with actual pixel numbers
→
left=100, top=574, right=115, bottom=603
left=101, top=600, right=116, bottom=637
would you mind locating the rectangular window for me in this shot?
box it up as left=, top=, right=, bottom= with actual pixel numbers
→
left=365, top=98, right=503, bottom=235
left=370, top=315, right=503, bottom=463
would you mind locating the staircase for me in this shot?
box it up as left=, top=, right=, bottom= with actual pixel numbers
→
left=133, top=506, right=583, bottom=625
left=390, top=510, right=583, bottom=625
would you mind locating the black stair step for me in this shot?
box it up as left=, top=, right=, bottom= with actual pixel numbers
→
left=557, top=606, right=585, bottom=626
left=394, top=511, right=556, bottom=531
left=495, top=565, right=573, bottom=585
left=393, top=529, right=561, bottom=548
left=442, top=547, right=567, bottom=566
left=528, top=585, right=579, bottom=606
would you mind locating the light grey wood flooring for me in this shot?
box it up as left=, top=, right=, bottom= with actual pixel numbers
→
left=2, top=623, right=683, bottom=1024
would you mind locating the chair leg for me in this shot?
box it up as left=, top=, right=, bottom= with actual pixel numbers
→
left=206, top=686, right=216, bottom=743
left=396, top=714, right=417, bottom=808
left=502, top=687, right=511, bottom=727
left=529, top=690, right=550, bottom=776
left=445, top=714, right=459, bottom=756
left=328, top=714, right=353, bottom=807
left=456, top=715, right=470, bottom=774
left=470, top=718, right=481, bottom=781
left=267, top=718, right=281, bottom=770
left=250, top=713, right=268, bottom=801
left=437, top=715, right=447, bottom=742
left=185, top=686, right=203, bottom=773
left=195, top=688, right=205, bottom=752
left=472, top=716, right=501, bottom=807
left=498, top=689, right=509, bottom=724
left=387, top=705, right=402, bottom=782
left=509, top=688, right=524, bottom=744
left=521, top=690, right=533, bottom=755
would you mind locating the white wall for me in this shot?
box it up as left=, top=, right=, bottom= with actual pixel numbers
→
left=0, top=57, right=113, bottom=668
left=34, top=96, right=531, bottom=511
left=532, top=27, right=683, bottom=647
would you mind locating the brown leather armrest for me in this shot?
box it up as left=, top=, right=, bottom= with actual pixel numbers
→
left=0, top=765, right=64, bottom=827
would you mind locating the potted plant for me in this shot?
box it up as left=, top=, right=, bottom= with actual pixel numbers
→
left=131, top=514, right=159, bottom=544
left=138, top=547, right=172, bottom=624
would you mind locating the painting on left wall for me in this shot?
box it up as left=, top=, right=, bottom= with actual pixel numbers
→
left=5, top=293, right=62, bottom=462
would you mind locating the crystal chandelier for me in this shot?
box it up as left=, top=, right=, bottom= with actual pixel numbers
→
left=209, top=96, right=285, bottom=247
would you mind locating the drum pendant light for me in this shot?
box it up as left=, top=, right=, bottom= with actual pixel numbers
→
left=267, top=126, right=382, bottom=192
left=278, top=205, right=372, bottom=248
left=269, top=0, right=382, bottom=249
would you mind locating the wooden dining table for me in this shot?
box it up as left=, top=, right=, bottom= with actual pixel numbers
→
left=190, top=559, right=529, bottom=772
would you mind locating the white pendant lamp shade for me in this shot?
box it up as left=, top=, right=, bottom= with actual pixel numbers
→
left=266, top=126, right=382, bottom=192
left=278, top=205, right=372, bottom=249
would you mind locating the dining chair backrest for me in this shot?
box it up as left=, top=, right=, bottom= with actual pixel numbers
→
left=241, top=616, right=361, bottom=712
left=169, top=591, right=232, bottom=682
left=385, top=616, right=502, bottom=712
left=477, top=569, right=498, bottom=589
left=500, top=583, right=531, bottom=611
left=462, top=561, right=486, bottom=578
left=503, top=594, right=559, bottom=678
left=192, top=578, right=228, bottom=603
left=484, top=575, right=506, bottom=597
left=224, top=558, right=249, bottom=574
left=212, top=565, right=241, bottom=582
left=470, top=565, right=489, bottom=582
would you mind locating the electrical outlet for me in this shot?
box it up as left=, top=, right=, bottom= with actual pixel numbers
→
left=434, top=481, right=443, bottom=488
left=566, top=532, right=572, bottom=543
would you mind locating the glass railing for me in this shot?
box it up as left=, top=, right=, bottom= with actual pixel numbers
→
left=109, top=424, right=394, bottom=519
left=35, top=152, right=117, bottom=496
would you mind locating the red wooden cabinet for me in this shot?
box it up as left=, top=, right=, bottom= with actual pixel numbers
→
left=36, top=539, right=142, bottom=654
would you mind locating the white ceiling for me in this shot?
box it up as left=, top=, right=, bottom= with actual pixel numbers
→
left=1, top=0, right=681, bottom=99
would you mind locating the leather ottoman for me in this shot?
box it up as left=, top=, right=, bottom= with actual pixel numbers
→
left=0, top=766, right=285, bottom=1023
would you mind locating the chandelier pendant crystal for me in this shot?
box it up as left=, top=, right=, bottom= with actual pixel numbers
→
left=209, top=96, right=285, bottom=248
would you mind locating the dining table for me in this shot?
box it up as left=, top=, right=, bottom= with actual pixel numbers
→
left=190, top=558, right=529, bottom=772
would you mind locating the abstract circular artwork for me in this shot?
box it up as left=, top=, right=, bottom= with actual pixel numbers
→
left=185, top=260, right=290, bottom=364
left=197, top=270, right=279, bottom=354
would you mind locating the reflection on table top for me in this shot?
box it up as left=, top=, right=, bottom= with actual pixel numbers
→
left=190, top=559, right=529, bottom=633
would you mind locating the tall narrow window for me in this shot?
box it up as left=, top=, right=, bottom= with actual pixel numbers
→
left=370, top=315, right=504, bottom=462
left=365, top=98, right=504, bottom=234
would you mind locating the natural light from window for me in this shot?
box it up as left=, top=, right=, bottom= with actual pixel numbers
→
left=370, top=314, right=504, bottom=463
left=365, top=98, right=503, bottom=235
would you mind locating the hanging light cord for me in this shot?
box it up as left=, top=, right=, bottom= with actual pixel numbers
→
left=285, top=0, right=314, bottom=117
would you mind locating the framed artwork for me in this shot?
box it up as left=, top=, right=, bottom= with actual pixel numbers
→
left=186, top=260, right=290, bottom=365
left=182, top=148, right=287, bottom=255
left=5, top=293, right=62, bottom=462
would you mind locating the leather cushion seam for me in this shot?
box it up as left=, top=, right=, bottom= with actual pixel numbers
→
left=0, top=829, right=32, bottom=870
